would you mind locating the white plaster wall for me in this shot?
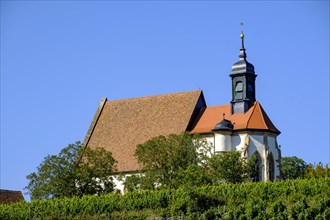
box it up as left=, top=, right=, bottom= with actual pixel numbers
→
left=113, top=174, right=131, bottom=193
left=232, top=134, right=248, bottom=152
left=248, top=135, right=266, bottom=181
left=201, top=132, right=281, bottom=182
left=231, top=135, right=241, bottom=151
left=248, top=135, right=265, bottom=157
left=267, top=136, right=280, bottom=180
left=205, top=136, right=215, bottom=154
left=214, top=134, right=232, bottom=152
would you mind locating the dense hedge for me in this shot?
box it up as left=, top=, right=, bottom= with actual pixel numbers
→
left=1, top=178, right=329, bottom=219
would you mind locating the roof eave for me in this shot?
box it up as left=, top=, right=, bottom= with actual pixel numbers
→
left=233, top=128, right=281, bottom=135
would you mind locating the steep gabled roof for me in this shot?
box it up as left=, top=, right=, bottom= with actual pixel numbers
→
left=84, top=90, right=206, bottom=173
left=0, top=190, right=24, bottom=204
left=191, top=101, right=280, bottom=134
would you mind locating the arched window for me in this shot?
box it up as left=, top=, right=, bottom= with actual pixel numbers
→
left=268, top=153, right=275, bottom=181
left=249, top=152, right=262, bottom=182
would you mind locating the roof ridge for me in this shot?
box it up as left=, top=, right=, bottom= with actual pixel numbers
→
left=108, top=90, right=202, bottom=103
left=0, top=189, right=22, bottom=192
left=246, top=101, right=258, bottom=129
left=207, top=103, right=231, bottom=108
left=254, top=101, right=269, bottom=129
left=185, top=91, right=207, bottom=131
left=257, top=102, right=281, bottom=133
left=83, top=97, right=107, bottom=147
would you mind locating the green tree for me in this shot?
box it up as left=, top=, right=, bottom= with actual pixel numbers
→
left=75, top=146, right=117, bottom=196
left=25, top=142, right=117, bottom=200
left=126, top=132, right=212, bottom=191
left=304, top=163, right=330, bottom=179
left=175, top=164, right=211, bottom=188
left=281, top=156, right=307, bottom=180
left=208, top=151, right=248, bottom=184
left=247, top=153, right=262, bottom=182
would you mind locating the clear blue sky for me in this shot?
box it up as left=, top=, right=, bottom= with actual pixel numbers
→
left=1, top=1, right=329, bottom=200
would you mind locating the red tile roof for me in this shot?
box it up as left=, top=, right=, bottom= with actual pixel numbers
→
left=0, top=190, right=24, bottom=204
left=191, top=101, right=280, bottom=134
left=84, top=90, right=205, bottom=173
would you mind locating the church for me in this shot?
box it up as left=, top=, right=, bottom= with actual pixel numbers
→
left=83, top=33, right=281, bottom=191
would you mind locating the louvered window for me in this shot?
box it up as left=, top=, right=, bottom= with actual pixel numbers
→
left=235, top=82, right=243, bottom=100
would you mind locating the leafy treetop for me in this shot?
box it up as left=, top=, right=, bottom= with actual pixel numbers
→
left=25, top=142, right=117, bottom=200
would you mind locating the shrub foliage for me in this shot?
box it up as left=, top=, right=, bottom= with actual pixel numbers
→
left=1, top=178, right=329, bottom=219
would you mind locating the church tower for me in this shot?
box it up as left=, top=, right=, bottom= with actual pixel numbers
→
left=230, top=32, right=257, bottom=114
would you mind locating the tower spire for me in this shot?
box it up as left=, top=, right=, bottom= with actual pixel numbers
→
left=230, top=23, right=257, bottom=114
left=239, top=32, right=247, bottom=60
left=239, top=21, right=247, bottom=60
left=240, top=21, right=245, bottom=49
left=241, top=31, right=245, bottom=49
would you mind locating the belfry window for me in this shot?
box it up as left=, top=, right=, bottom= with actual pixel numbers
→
left=235, top=81, right=243, bottom=100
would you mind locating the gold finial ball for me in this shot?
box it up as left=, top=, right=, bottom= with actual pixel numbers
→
left=240, top=32, right=245, bottom=39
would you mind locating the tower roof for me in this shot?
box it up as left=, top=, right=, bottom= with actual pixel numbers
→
left=212, top=114, right=234, bottom=131
left=191, top=101, right=280, bottom=134
left=231, top=32, right=255, bottom=75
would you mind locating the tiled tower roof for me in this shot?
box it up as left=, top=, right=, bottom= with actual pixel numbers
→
left=191, top=101, right=280, bottom=134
